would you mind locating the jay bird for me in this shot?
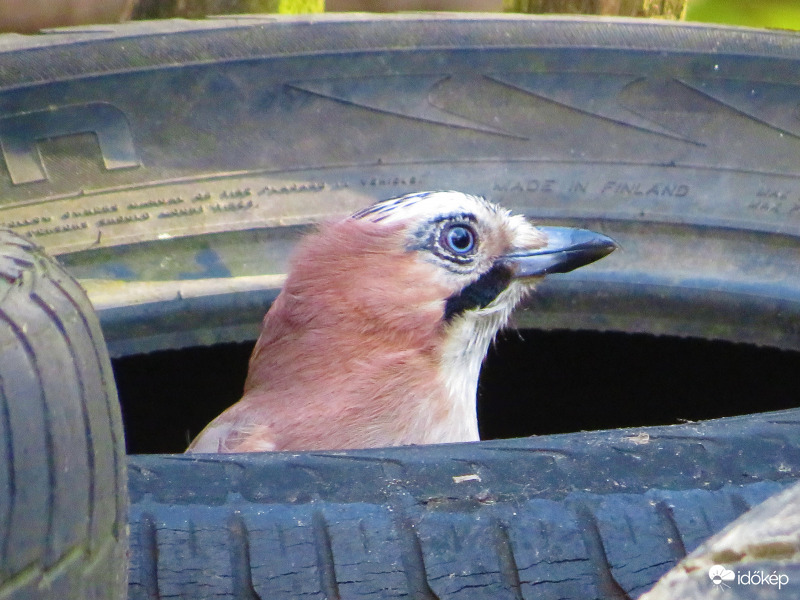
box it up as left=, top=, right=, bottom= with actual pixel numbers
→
left=187, top=191, right=615, bottom=453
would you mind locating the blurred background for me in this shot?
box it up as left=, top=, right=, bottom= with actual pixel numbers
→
left=1, top=0, right=800, bottom=33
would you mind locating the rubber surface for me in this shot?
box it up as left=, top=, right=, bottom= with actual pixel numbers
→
left=0, top=16, right=799, bottom=354
left=0, top=230, right=127, bottom=599
left=129, top=407, right=800, bottom=599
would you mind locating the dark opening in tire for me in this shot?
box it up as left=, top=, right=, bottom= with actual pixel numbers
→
left=114, top=330, right=800, bottom=454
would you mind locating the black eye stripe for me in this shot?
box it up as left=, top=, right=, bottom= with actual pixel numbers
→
left=444, top=264, right=514, bottom=322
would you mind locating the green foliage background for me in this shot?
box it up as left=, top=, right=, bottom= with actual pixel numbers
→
left=686, top=0, right=800, bottom=31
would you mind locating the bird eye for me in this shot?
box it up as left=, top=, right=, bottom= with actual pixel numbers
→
left=442, top=224, right=476, bottom=255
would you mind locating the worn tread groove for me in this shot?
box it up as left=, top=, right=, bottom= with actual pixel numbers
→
left=572, top=502, right=632, bottom=600
left=652, top=500, right=687, bottom=560
left=311, top=510, right=340, bottom=600
left=31, top=291, right=96, bottom=559
left=493, top=518, right=524, bottom=600
left=0, top=541, right=90, bottom=596
left=52, top=279, right=117, bottom=537
left=392, top=514, right=440, bottom=600
left=0, top=373, right=14, bottom=577
left=0, top=307, right=55, bottom=576
left=64, top=264, right=127, bottom=548
left=227, top=512, right=262, bottom=600
left=38, top=544, right=83, bottom=588
left=139, top=512, right=161, bottom=600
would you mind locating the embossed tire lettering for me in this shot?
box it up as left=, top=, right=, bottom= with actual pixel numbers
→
left=0, top=102, right=139, bottom=185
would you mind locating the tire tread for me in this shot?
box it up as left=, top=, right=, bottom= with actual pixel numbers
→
left=0, top=231, right=126, bottom=600
left=128, top=409, right=800, bottom=599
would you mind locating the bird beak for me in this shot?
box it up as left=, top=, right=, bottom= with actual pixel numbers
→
left=501, top=226, right=617, bottom=278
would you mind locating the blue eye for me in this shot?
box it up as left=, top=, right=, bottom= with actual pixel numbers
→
left=442, top=224, right=476, bottom=254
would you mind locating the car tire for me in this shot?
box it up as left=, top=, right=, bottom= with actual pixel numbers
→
left=129, top=407, right=799, bottom=599
left=0, top=230, right=127, bottom=599
left=0, top=16, right=797, bottom=357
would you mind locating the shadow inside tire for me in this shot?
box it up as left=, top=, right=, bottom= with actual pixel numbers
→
left=114, top=330, right=800, bottom=454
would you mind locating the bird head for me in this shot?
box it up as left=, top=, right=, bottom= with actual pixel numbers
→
left=348, top=191, right=616, bottom=442
left=189, top=191, right=615, bottom=452
left=350, top=190, right=615, bottom=324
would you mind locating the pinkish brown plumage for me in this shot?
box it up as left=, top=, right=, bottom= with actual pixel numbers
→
left=187, top=191, right=615, bottom=453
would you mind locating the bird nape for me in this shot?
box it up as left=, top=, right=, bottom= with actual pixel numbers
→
left=186, top=191, right=616, bottom=453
